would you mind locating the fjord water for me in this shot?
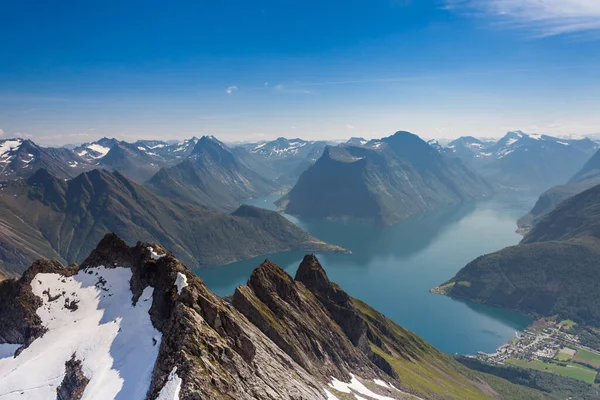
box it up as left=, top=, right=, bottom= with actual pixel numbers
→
left=195, top=193, right=535, bottom=355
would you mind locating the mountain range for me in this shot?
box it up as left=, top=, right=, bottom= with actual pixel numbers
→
left=145, top=136, right=280, bottom=211
left=0, top=234, right=563, bottom=399
left=235, top=137, right=329, bottom=185
left=277, top=131, right=494, bottom=225
left=0, top=139, right=89, bottom=180
left=442, top=131, right=598, bottom=191
left=0, top=168, right=344, bottom=277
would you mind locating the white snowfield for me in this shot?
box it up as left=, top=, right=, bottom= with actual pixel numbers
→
left=156, top=367, right=182, bottom=400
left=326, top=374, right=423, bottom=400
left=175, top=273, right=188, bottom=295
left=87, top=144, right=111, bottom=158
left=0, top=266, right=166, bottom=400
left=0, top=140, right=23, bottom=167
left=0, top=140, right=23, bottom=159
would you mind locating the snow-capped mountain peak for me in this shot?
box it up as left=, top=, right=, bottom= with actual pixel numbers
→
left=249, top=137, right=312, bottom=158
left=74, top=138, right=119, bottom=161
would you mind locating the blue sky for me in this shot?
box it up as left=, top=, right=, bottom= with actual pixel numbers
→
left=1, top=0, right=600, bottom=144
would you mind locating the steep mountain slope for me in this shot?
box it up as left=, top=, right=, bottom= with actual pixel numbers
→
left=517, top=148, right=600, bottom=232
left=437, top=184, right=600, bottom=328
left=278, top=131, right=493, bottom=225
left=426, top=139, right=443, bottom=152
left=160, top=136, right=199, bottom=158
left=445, top=136, right=489, bottom=162
left=347, top=137, right=368, bottom=146
left=0, top=168, right=344, bottom=276
left=238, top=137, right=328, bottom=185
left=571, top=148, right=600, bottom=183
left=0, top=234, right=552, bottom=399
left=231, top=146, right=282, bottom=181
left=444, top=131, right=598, bottom=191
left=98, top=141, right=167, bottom=183
left=146, top=136, right=279, bottom=211
left=0, top=139, right=88, bottom=179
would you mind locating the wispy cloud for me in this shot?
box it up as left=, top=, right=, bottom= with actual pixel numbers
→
left=274, top=84, right=313, bottom=95
left=300, top=76, right=432, bottom=87
left=346, top=123, right=355, bottom=129
left=445, top=0, right=600, bottom=37
left=225, top=85, right=238, bottom=95
left=0, top=129, right=3, bottom=137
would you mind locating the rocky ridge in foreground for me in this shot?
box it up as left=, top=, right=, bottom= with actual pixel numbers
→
left=0, top=234, right=550, bottom=399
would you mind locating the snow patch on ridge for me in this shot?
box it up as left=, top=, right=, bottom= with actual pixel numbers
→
left=148, top=246, right=166, bottom=260
left=0, top=140, right=22, bottom=160
left=175, top=273, right=188, bottom=295
left=156, top=367, right=182, bottom=400
left=326, top=374, right=423, bottom=400
left=373, top=379, right=391, bottom=388
left=87, top=143, right=111, bottom=157
left=0, top=266, right=162, bottom=399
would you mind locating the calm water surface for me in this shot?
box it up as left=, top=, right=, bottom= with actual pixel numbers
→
left=194, top=193, right=536, bottom=355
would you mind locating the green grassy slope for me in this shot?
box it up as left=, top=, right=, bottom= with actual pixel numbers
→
left=353, top=298, right=555, bottom=399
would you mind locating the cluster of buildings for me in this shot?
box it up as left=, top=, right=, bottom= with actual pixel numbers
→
left=476, top=325, right=582, bottom=365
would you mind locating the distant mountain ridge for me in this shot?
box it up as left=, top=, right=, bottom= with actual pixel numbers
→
left=146, top=136, right=280, bottom=211
left=234, top=137, right=329, bottom=185
left=0, top=168, right=344, bottom=276
left=0, top=139, right=88, bottom=179
left=1, top=136, right=285, bottom=211
left=278, top=131, right=493, bottom=225
left=443, top=131, right=598, bottom=190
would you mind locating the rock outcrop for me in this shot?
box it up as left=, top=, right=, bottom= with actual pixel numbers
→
left=56, top=354, right=89, bottom=400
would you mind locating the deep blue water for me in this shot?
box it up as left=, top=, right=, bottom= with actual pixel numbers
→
left=194, top=193, right=535, bottom=355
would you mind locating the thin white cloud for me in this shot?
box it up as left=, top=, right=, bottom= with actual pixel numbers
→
left=0, top=129, right=3, bottom=137
left=346, top=123, right=355, bottom=129
left=300, top=76, right=432, bottom=87
left=225, top=86, right=238, bottom=95
left=446, top=0, right=600, bottom=37
left=274, top=84, right=313, bottom=95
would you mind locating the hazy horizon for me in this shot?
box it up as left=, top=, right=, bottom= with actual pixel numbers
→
left=4, top=129, right=600, bottom=149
